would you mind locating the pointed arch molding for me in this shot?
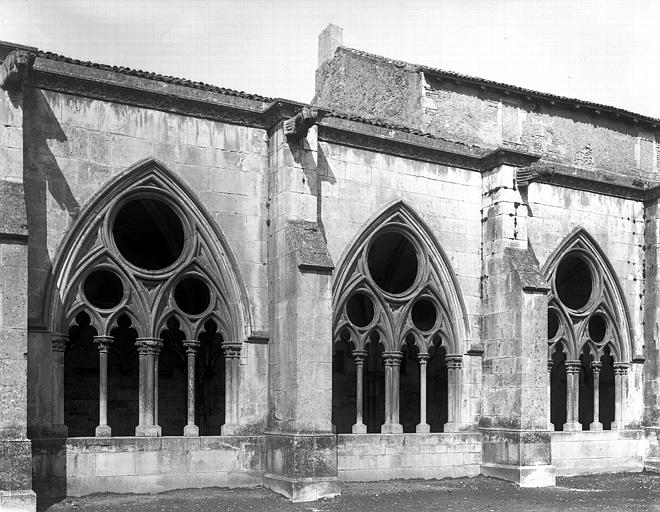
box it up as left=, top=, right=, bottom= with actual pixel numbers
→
left=43, top=157, right=254, bottom=342
left=333, top=200, right=471, bottom=354
left=542, top=227, right=635, bottom=363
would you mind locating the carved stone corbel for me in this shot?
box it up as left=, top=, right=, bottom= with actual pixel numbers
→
left=0, top=50, right=34, bottom=91
left=284, top=106, right=320, bottom=139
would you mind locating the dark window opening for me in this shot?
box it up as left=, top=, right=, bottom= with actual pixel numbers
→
left=365, top=335, right=385, bottom=433
left=550, top=347, right=567, bottom=431
left=113, top=197, right=184, bottom=271
left=412, top=299, right=437, bottom=332
left=400, top=338, right=420, bottom=432
left=588, top=315, right=607, bottom=342
left=64, top=312, right=99, bottom=437
left=548, top=310, right=560, bottom=339
left=196, top=320, right=225, bottom=435
left=367, top=231, right=418, bottom=294
left=555, top=255, right=592, bottom=309
left=346, top=292, right=375, bottom=327
left=158, top=317, right=187, bottom=436
left=331, top=338, right=357, bottom=433
left=600, top=348, right=615, bottom=430
left=107, top=314, right=138, bottom=436
left=174, top=277, right=211, bottom=316
left=428, top=340, right=448, bottom=433
left=83, top=269, right=124, bottom=310
left=579, top=346, right=594, bottom=430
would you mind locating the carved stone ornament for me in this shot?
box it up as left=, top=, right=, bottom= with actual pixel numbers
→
left=284, top=106, right=320, bottom=139
left=0, top=50, right=34, bottom=91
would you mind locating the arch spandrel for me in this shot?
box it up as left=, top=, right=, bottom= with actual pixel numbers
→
left=542, top=227, right=633, bottom=363
left=333, top=199, right=470, bottom=354
left=44, top=157, right=252, bottom=343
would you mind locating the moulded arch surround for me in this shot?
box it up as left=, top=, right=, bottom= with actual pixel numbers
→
left=44, top=157, right=253, bottom=343
left=332, top=200, right=471, bottom=353
left=542, top=227, right=633, bottom=363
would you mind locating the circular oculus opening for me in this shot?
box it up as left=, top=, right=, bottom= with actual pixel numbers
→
left=83, top=269, right=124, bottom=310
left=548, top=309, right=560, bottom=339
left=113, top=197, right=185, bottom=271
left=588, top=314, right=607, bottom=342
left=174, top=277, right=211, bottom=316
left=367, top=231, right=418, bottom=294
left=555, top=255, right=593, bottom=310
left=346, top=292, right=375, bottom=328
left=411, top=299, right=437, bottom=331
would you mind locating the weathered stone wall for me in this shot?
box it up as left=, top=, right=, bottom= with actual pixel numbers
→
left=22, top=88, right=270, bottom=435
left=550, top=430, right=645, bottom=476
left=337, top=433, right=481, bottom=481
left=32, top=436, right=264, bottom=497
left=315, top=48, right=660, bottom=179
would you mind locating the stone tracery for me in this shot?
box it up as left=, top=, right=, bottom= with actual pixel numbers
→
left=332, top=201, right=469, bottom=434
left=47, top=159, right=247, bottom=437
left=544, top=228, right=633, bottom=431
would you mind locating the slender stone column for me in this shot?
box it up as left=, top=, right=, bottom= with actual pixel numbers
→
left=416, top=353, right=430, bottom=433
left=352, top=350, right=367, bottom=434
left=445, top=355, right=464, bottom=432
left=613, top=363, right=628, bottom=430
left=547, top=359, right=553, bottom=430
left=590, top=362, right=603, bottom=431
left=381, top=351, right=403, bottom=434
left=135, top=338, right=162, bottom=436
left=563, top=360, right=582, bottom=431
left=221, top=342, right=241, bottom=434
left=183, top=340, right=200, bottom=436
left=51, top=334, right=68, bottom=436
left=93, top=336, right=114, bottom=437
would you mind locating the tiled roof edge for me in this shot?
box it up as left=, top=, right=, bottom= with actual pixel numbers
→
left=337, top=46, right=660, bottom=126
left=35, top=50, right=275, bottom=103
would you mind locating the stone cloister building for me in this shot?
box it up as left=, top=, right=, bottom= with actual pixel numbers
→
left=0, top=25, right=659, bottom=511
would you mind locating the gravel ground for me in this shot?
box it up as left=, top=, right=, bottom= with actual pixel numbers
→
left=40, top=472, right=659, bottom=512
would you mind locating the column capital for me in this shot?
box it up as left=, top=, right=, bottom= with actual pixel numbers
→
left=351, top=349, right=367, bottom=364
left=93, top=335, right=114, bottom=353
left=446, top=354, right=463, bottom=369
left=418, top=352, right=430, bottom=363
left=183, top=339, right=201, bottom=354
left=51, top=334, right=69, bottom=353
left=382, top=351, right=403, bottom=365
left=135, top=337, right=163, bottom=355
left=221, top=342, right=242, bottom=358
left=614, top=362, right=629, bottom=375
left=565, top=360, right=581, bottom=373
left=591, top=361, right=602, bottom=373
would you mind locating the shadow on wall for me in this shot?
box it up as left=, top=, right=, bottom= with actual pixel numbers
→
left=23, top=87, right=78, bottom=439
left=288, top=137, right=336, bottom=237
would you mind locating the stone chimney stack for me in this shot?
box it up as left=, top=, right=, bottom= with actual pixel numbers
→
left=318, top=24, right=343, bottom=69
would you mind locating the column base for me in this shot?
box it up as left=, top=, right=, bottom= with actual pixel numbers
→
left=351, top=423, right=367, bottom=434
left=0, top=490, right=36, bottom=512
left=135, top=425, right=161, bottom=437
left=415, top=423, right=430, bottom=433
left=380, top=423, right=403, bottom=434
left=612, top=421, right=625, bottom=430
left=562, top=422, right=582, bottom=431
left=444, top=421, right=469, bottom=433
left=95, top=424, right=112, bottom=437
left=264, top=431, right=339, bottom=502
left=263, top=474, right=340, bottom=502
left=481, top=463, right=555, bottom=487
left=221, top=423, right=242, bottom=435
left=589, top=421, right=603, bottom=431
left=183, top=424, right=199, bottom=437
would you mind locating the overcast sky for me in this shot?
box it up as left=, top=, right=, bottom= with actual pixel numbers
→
left=1, top=0, right=658, bottom=119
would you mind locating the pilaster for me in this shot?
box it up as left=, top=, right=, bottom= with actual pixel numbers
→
left=264, top=119, right=339, bottom=501
left=0, top=45, right=36, bottom=512
left=480, top=164, right=555, bottom=487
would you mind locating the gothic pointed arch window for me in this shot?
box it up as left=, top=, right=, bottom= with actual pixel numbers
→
left=48, top=159, right=248, bottom=438
left=332, top=202, right=469, bottom=434
left=544, top=229, right=633, bottom=432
